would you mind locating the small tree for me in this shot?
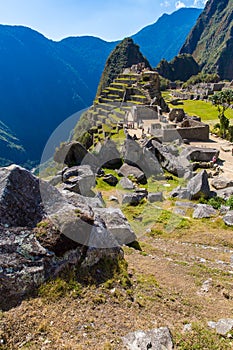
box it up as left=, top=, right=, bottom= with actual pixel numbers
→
left=210, top=89, right=233, bottom=138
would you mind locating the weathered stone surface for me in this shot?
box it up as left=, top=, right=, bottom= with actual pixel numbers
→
left=223, top=211, right=233, bottom=226
left=148, top=192, right=163, bottom=203
left=187, top=170, right=211, bottom=199
left=181, top=147, right=219, bottom=162
left=122, top=139, right=162, bottom=178
left=175, top=201, right=197, bottom=209
left=95, top=139, right=122, bottom=169
left=122, top=193, right=143, bottom=206
left=207, top=319, right=233, bottom=336
left=0, top=165, right=131, bottom=310
left=122, top=327, right=173, bottom=350
left=0, top=165, right=44, bottom=227
left=193, top=204, right=217, bottom=219
left=54, top=141, right=97, bottom=168
left=49, top=174, right=62, bottom=186
left=94, top=207, right=136, bottom=246
left=150, top=140, right=191, bottom=177
left=170, top=186, right=191, bottom=200
left=0, top=224, right=83, bottom=310
left=102, top=174, right=118, bottom=186
left=118, top=163, right=146, bottom=184
left=63, top=165, right=96, bottom=195
left=212, top=177, right=233, bottom=190
left=216, top=187, right=233, bottom=200
left=61, top=190, right=105, bottom=208
left=119, top=177, right=135, bottom=190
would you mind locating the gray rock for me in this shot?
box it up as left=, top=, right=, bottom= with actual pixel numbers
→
left=119, top=177, right=135, bottom=190
left=63, top=165, right=96, bottom=195
left=219, top=205, right=230, bottom=215
left=173, top=208, right=186, bottom=216
left=150, top=140, right=191, bottom=177
left=49, top=174, right=62, bottom=186
left=207, top=319, right=233, bottom=336
left=223, top=211, right=233, bottom=226
left=0, top=224, right=83, bottom=310
left=122, top=327, right=173, bottom=350
left=94, top=207, right=136, bottom=246
left=118, top=163, right=146, bottom=184
left=148, top=192, right=163, bottom=203
left=211, top=177, right=233, bottom=190
left=216, top=187, right=233, bottom=200
left=193, top=204, right=217, bottom=219
left=170, top=186, right=191, bottom=200
left=175, top=201, right=196, bottom=209
left=109, top=196, right=119, bottom=203
left=181, top=147, right=219, bottom=163
left=0, top=165, right=44, bottom=227
left=122, top=193, right=143, bottom=206
left=187, top=170, right=211, bottom=200
left=95, top=139, right=122, bottom=169
left=102, top=174, right=118, bottom=186
left=122, top=139, right=163, bottom=178
left=61, top=190, right=105, bottom=208
left=54, top=141, right=97, bottom=168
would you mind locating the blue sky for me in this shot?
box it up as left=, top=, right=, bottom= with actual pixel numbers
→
left=0, top=0, right=207, bottom=41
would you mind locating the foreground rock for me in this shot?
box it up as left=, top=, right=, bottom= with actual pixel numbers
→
left=223, top=211, right=233, bottom=226
left=208, top=319, right=233, bottom=336
left=62, top=165, right=96, bottom=195
left=122, top=327, right=173, bottom=350
left=122, top=139, right=163, bottom=179
left=216, top=187, right=233, bottom=200
left=0, top=165, right=44, bottom=227
left=193, top=204, right=217, bottom=219
left=54, top=141, right=97, bottom=168
left=211, top=177, right=233, bottom=190
left=187, top=170, right=211, bottom=200
left=0, top=165, right=135, bottom=310
left=119, top=163, right=146, bottom=184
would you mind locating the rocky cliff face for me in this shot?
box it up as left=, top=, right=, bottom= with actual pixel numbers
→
left=180, top=0, right=233, bottom=80
left=96, top=38, right=151, bottom=97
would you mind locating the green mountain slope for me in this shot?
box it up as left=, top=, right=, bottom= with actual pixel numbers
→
left=96, top=38, right=151, bottom=97
left=132, top=8, right=202, bottom=67
left=180, top=0, right=233, bottom=80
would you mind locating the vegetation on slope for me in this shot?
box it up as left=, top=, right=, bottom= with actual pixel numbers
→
left=180, top=0, right=233, bottom=80
left=96, top=38, right=151, bottom=97
left=156, top=54, right=200, bottom=82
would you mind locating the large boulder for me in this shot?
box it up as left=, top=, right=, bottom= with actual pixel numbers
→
left=119, top=177, right=135, bottom=190
left=122, top=327, right=173, bottom=350
left=54, top=141, right=97, bottom=169
left=150, top=140, right=191, bottom=177
left=62, top=165, right=96, bottom=195
left=187, top=170, right=211, bottom=200
left=122, top=139, right=162, bottom=178
left=211, top=177, right=233, bottom=190
left=118, top=163, right=146, bottom=184
left=193, top=204, right=217, bottom=219
left=102, top=174, right=118, bottom=186
left=94, top=207, right=136, bottom=246
left=216, top=187, right=233, bottom=200
left=95, top=139, right=122, bottom=169
left=223, top=211, right=233, bottom=226
left=0, top=165, right=44, bottom=227
left=181, top=147, right=219, bottom=162
left=0, top=165, right=134, bottom=310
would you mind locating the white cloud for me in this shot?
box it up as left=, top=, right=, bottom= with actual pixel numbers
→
left=175, top=1, right=186, bottom=9
left=160, top=1, right=171, bottom=7
left=193, top=0, right=207, bottom=7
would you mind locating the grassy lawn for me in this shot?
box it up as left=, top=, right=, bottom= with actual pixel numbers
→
left=162, top=92, right=233, bottom=122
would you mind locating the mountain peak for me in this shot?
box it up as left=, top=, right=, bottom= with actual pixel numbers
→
left=96, top=37, right=151, bottom=97
left=180, top=0, right=233, bottom=79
